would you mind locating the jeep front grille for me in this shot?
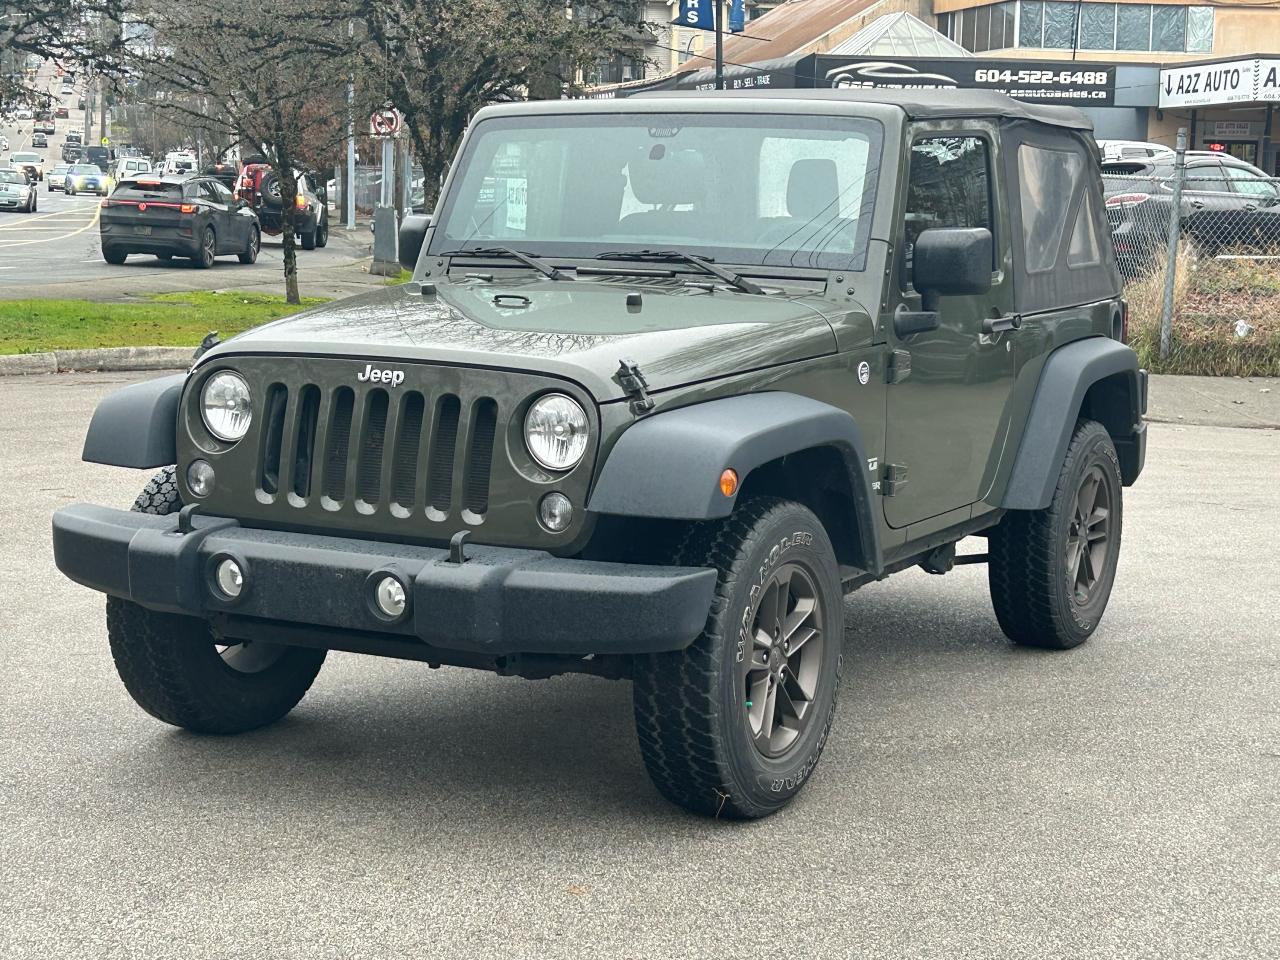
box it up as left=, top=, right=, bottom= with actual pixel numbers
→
left=183, top=357, right=597, bottom=549
left=255, top=383, right=494, bottom=519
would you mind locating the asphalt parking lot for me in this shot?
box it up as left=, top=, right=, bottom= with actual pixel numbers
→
left=1, top=372, right=1277, bottom=959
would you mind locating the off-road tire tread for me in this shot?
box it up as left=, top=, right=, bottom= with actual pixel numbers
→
left=132, top=466, right=181, bottom=515
left=632, top=496, right=839, bottom=818
left=988, top=419, right=1118, bottom=649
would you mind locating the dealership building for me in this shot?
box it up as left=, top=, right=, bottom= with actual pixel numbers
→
left=590, top=0, right=1280, bottom=173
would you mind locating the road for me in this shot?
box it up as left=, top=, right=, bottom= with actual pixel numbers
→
left=0, top=372, right=1276, bottom=959
left=1, top=69, right=379, bottom=303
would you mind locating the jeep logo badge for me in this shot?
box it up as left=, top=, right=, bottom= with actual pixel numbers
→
left=357, top=364, right=405, bottom=387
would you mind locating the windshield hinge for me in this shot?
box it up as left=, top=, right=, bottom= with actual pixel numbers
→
left=614, top=358, right=655, bottom=416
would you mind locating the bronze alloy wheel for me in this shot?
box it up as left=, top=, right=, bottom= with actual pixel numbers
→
left=1066, top=464, right=1112, bottom=605
left=741, top=561, right=825, bottom=758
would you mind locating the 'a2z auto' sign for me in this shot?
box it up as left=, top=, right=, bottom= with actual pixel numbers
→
left=1160, top=57, right=1280, bottom=109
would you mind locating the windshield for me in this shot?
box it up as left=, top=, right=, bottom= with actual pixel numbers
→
left=429, top=112, right=883, bottom=271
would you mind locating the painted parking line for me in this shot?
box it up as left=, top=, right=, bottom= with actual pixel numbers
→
left=0, top=207, right=100, bottom=247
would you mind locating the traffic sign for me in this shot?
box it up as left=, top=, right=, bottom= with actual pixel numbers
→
left=369, top=109, right=402, bottom=138
left=101, top=137, right=110, bottom=147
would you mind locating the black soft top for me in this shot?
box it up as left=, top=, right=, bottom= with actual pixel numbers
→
left=702, top=89, right=1094, bottom=131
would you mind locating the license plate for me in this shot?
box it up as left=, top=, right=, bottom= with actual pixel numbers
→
left=133, top=225, right=151, bottom=236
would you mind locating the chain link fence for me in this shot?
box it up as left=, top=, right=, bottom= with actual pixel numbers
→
left=1102, top=149, right=1280, bottom=375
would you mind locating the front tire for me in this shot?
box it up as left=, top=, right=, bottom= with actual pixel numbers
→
left=107, top=467, right=326, bottom=734
left=633, top=497, right=844, bottom=818
left=988, top=419, right=1124, bottom=650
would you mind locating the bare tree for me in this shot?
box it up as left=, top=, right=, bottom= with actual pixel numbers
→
left=126, top=0, right=374, bottom=302
left=360, top=0, right=649, bottom=209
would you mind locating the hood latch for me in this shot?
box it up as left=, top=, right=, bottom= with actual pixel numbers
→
left=614, top=358, right=655, bottom=417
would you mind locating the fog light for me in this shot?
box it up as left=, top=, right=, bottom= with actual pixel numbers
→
left=187, top=459, right=215, bottom=497
left=214, top=558, right=243, bottom=599
left=374, top=575, right=407, bottom=618
left=538, top=492, right=573, bottom=532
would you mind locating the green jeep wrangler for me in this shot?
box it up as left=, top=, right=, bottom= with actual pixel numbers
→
left=53, top=90, right=1146, bottom=819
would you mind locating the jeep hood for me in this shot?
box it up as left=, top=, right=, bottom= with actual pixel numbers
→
left=201, top=280, right=841, bottom=402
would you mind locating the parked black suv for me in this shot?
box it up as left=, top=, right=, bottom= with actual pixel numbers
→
left=1103, top=154, right=1280, bottom=276
left=100, top=174, right=261, bottom=267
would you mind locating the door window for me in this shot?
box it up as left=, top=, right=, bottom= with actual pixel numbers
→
left=1223, top=164, right=1279, bottom=200
left=210, top=181, right=236, bottom=203
left=199, top=181, right=223, bottom=204
left=903, top=136, right=993, bottom=279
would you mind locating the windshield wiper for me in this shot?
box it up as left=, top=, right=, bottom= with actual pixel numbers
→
left=594, top=249, right=765, bottom=295
left=438, top=245, right=571, bottom=281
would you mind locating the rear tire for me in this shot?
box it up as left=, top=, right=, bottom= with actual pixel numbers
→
left=195, top=226, right=216, bottom=268
left=633, top=497, right=844, bottom=818
left=107, top=468, right=326, bottom=734
left=238, top=226, right=260, bottom=264
left=988, top=419, right=1124, bottom=650
left=103, top=246, right=127, bottom=265
left=300, top=222, right=317, bottom=250
left=314, top=216, right=328, bottom=248
left=157, top=253, right=172, bottom=262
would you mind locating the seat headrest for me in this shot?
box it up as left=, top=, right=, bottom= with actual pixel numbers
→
left=787, top=158, right=840, bottom=220
left=627, top=147, right=707, bottom=206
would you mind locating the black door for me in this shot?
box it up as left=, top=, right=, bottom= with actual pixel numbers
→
left=198, top=179, right=238, bottom=252
left=1181, top=160, right=1244, bottom=254
left=1222, top=163, right=1280, bottom=248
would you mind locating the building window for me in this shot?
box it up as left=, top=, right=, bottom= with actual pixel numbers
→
left=939, top=1, right=1218, bottom=54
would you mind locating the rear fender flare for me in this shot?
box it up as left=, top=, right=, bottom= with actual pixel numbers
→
left=82, top=373, right=186, bottom=469
left=1002, top=337, right=1145, bottom=511
left=587, top=392, right=883, bottom=575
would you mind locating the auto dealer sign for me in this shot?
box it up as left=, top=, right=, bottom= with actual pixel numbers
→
left=1160, top=57, right=1280, bottom=108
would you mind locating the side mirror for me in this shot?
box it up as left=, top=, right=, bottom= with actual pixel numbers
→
left=397, top=213, right=432, bottom=271
left=893, top=227, right=993, bottom=339
left=912, top=227, right=993, bottom=308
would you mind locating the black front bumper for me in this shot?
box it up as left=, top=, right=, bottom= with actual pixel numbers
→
left=52, top=504, right=717, bottom=657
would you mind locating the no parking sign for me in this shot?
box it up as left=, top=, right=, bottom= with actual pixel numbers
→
left=369, top=109, right=402, bottom=138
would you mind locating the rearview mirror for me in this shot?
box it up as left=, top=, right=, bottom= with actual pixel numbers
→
left=397, top=214, right=432, bottom=271
left=912, top=227, right=993, bottom=308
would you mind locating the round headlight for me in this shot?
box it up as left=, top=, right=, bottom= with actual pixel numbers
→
left=201, top=371, right=252, bottom=442
left=524, top=393, right=588, bottom=471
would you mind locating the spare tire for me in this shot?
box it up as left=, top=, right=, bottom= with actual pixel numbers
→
left=260, top=171, right=283, bottom=209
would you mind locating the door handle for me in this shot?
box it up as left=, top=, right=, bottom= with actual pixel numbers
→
left=1190, top=199, right=1205, bottom=209
left=1245, top=203, right=1259, bottom=212
left=982, top=314, right=1022, bottom=335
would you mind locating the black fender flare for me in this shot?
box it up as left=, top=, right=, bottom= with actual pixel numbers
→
left=81, top=373, right=185, bottom=468
left=587, top=392, right=883, bottom=575
left=1002, top=337, right=1146, bottom=511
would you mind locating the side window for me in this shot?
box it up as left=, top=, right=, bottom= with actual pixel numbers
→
left=199, top=181, right=223, bottom=204
left=1067, top=189, right=1102, bottom=268
left=1017, top=144, right=1083, bottom=273
left=1223, top=164, right=1279, bottom=199
left=211, top=181, right=235, bottom=203
left=904, top=136, right=993, bottom=278
left=1183, top=162, right=1231, bottom=194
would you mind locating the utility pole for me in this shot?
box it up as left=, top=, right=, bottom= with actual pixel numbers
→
left=714, top=0, right=724, bottom=90
left=83, top=63, right=93, bottom=143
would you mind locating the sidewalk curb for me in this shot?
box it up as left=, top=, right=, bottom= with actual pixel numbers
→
left=0, top=346, right=191, bottom=376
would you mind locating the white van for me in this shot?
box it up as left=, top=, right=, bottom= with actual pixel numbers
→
left=110, top=157, right=153, bottom=180
left=159, top=152, right=197, bottom=177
